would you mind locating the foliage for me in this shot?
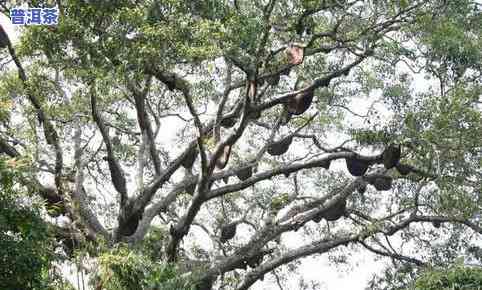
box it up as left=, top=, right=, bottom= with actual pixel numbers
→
left=96, top=244, right=195, bottom=290
left=368, top=263, right=482, bottom=290
left=0, top=158, right=55, bottom=289
left=412, top=264, right=482, bottom=290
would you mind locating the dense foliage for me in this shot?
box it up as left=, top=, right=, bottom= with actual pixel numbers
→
left=413, top=264, right=482, bottom=290
left=0, top=158, right=53, bottom=289
left=0, top=0, right=480, bottom=289
left=95, top=245, right=195, bottom=290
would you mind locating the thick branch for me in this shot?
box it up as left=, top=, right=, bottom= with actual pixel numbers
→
left=90, top=89, right=128, bottom=207
left=167, top=82, right=252, bottom=261
left=206, top=151, right=378, bottom=200
left=256, top=54, right=369, bottom=113
left=359, top=240, right=425, bottom=266
left=128, top=78, right=162, bottom=175
left=6, top=35, right=64, bottom=194
left=236, top=236, right=356, bottom=290
left=72, top=120, right=109, bottom=239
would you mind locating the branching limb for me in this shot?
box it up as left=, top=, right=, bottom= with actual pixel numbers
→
left=72, top=118, right=109, bottom=239
left=90, top=87, right=128, bottom=208
left=128, top=77, right=162, bottom=175
left=214, top=60, right=233, bottom=143
left=6, top=35, right=64, bottom=195
left=167, top=79, right=252, bottom=261
left=235, top=235, right=356, bottom=290
left=206, top=151, right=378, bottom=200
left=359, top=240, right=425, bottom=266
left=257, top=54, right=370, bottom=113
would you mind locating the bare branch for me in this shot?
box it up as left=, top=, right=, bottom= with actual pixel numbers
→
left=90, top=87, right=128, bottom=208
left=72, top=118, right=109, bottom=239
left=5, top=34, right=64, bottom=194
left=167, top=80, right=252, bottom=261
left=359, top=240, right=425, bottom=266
left=128, top=77, right=162, bottom=175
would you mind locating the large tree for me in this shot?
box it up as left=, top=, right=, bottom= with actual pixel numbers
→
left=0, top=0, right=481, bottom=289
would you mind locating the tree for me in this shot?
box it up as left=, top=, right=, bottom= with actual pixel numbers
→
left=0, top=0, right=481, bottom=289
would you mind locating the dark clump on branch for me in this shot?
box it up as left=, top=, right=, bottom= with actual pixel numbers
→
left=320, top=160, right=331, bottom=170
left=432, top=220, right=442, bottom=228
left=313, top=198, right=347, bottom=222
left=222, top=176, right=230, bottom=184
left=245, top=253, right=264, bottom=268
left=163, top=75, right=177, bottom=91
left=220, top=222, right=237, bottom=243
left=371, top=176, right=393, bottom=191
left=182, top=147, right=198, bottom=169
left=119, top=211, right=143, bottom=237
left=313, top=210, right=324, bottom=223
left=383, top=144, right=401, bottom=169
left=53, top=227, right=91, bottom=258
left=323, top=198, right=347, bottom=221
left=216, top=144, right=232, bottom=169
left=61, top=238, right=75, bottom=257
left=236, top=166, right=253, bottom=181
left=268, top=136, right=293, bottom=156
left=357, top=182, right=367, bottom=194
left=287, top=89, right=314, bottom=115
left=220, top=116, right=237, bottom=128
left=345, top=156, right=369, bottom=176
left=0, top=25, right=10, bottom=49
left=395, top=163, right=412, bottom=175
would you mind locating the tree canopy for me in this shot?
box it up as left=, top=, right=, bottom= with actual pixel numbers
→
left=0, top=158, right=55, bottom=289
left=0, top=0, right=481, bottom=289
left=412, top=264, right=482, bottom=290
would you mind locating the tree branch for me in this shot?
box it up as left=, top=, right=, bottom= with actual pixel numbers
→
left=128, top=77, right=162, bottom=175
left=72, top=120, right=109, bottom=239
left=6, top=34, right=64, bottom=194
left=359, top=240, right=425, bottom=266
left=90, top=87, right=128, bottom=208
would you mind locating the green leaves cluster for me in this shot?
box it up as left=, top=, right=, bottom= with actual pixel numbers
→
left=415, top=1, right=482, bottom=76
left=96, top=244, right=195, bottom=290
left=0, top=158, right=55, bottom=289
left=412, top=264, right=482, bottom=290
